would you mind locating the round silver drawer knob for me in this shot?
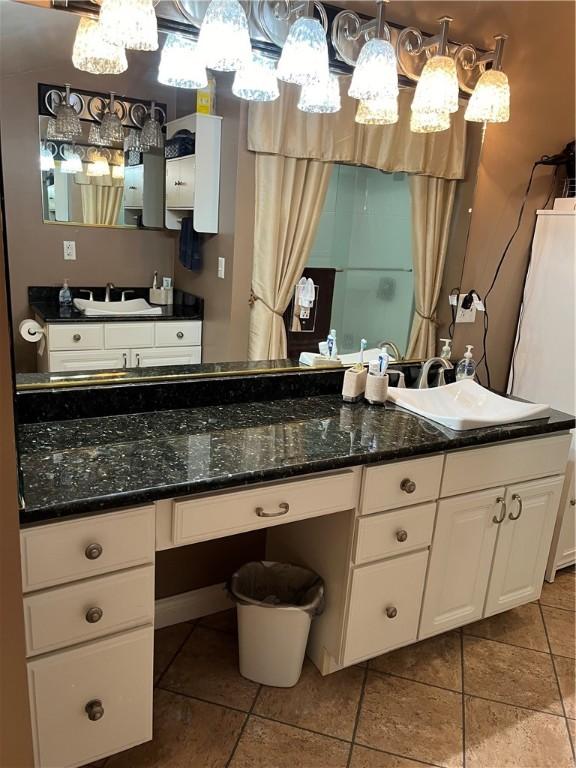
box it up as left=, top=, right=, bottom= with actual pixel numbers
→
left=396, top=529, right=408, bottom=543
left=385, top=606, right=398, bottom=619
left=176, top=331, right=184, bottom=339
left=85, top=607, right=103, bottom=624
left=85, top=543, right=103, bottom=560
left=72, top=333, right=81, bottom=342
left=85, top=699, right=104, bottom=721
left=400, top=478, right=416, bottom=494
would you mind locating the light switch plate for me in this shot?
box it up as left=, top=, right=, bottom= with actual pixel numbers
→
left=455, top=293, right=476, bottom=323
left=217, top=257, right=225, bottom=279
left=63, top=241, right=76, bottom=260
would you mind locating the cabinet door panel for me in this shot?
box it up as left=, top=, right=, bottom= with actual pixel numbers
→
left=419, top=488, right=503, bottom=639
left=165, top=158, right=181, bottom=209
left=485, top=476, right=563, bottom=616
left=130, top=346, right=201, bottom=368
left=49, top=349, right=128, bottom=372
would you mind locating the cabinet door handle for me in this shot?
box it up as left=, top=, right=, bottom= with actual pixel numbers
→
left=255, top=502, right=290, bottom=518
left=492, top=496, right=506, bottom=524
left=396, top=529, right=408, bottom=542
left=122, top=352, right=128, bottom=368
left=385, top=606, right=398, bottom=619
left=85, top=607, right=103, bottom=624
left=84, top=543, right=103, bottom=560
left=72, top=333, right=81, bottom=342
left=85, top=699, right=104, bottom=721
left=570, top=499, right=575, bottom=507
left=135, top=353, right=141, bottom=367
left=176, top=331, right=184, bottom=339
left=400, top=478, right=416, bottom=494
left=509, top=493, right=523, bottom=521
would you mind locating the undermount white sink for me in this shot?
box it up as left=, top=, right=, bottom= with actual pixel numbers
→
left=73, top=298, right=163, bottom=316
left=386, top=379, right=550, bottom=431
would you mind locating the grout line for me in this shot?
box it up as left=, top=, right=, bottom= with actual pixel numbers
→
left=462, top=629, right=552, bottom=656
left=539, top=602, right=576, bottom=614
left=461, top=631, right=466, bottom=768
left=538, top=602, right=576, bottom=761
left=153, top=621, right=196, bottom=690
left=224, top=684, right=262, bottom=768
left=346, top=664, right=369, bottom=768
left=350, top=742, right=448, bottom=768
left=369, top=667, right=462, bottom=695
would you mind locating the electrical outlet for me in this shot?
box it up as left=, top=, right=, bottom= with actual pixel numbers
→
left=63, top=241, right=76, bottom=261
left=217, top=257, right=225, bottom=279
left=455, top=293, right=476, bottom=324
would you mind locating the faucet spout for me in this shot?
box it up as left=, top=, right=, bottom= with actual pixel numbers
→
left=419, top=356, right=453, bottom=389
left=378, top=340, right=402, bottom=361
left=104, top=282, right=115, bottom=302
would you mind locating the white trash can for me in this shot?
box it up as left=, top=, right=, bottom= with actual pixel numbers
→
left=229, top=561, right=324, bottom=688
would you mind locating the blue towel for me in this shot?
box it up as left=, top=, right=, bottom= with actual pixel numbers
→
left=179, top=217, right=202, bottom=272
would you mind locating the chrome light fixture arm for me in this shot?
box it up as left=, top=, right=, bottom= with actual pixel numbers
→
left=331, top=0, right=391, bottom=67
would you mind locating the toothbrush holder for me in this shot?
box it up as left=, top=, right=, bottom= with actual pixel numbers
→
left=149, top=287, right=173, bottom=305
left=342, top=367, right=368, bottom=403
left=365, top=373, right=388, bottom=406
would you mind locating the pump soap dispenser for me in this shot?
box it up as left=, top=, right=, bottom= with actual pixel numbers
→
left=440, top=338, right=452, bottom=361
left=456, top=345, right=477, bottom=381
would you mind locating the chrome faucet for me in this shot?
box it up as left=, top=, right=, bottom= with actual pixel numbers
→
left=378, top=340, right=402, bottom=361
left=104, top=282, right=115, bottom=302
left=418, top=357, right=453, bottom=389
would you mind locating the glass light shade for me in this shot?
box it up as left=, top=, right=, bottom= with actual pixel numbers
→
left=61, top=153, right=83, bottom=174
left=100, top=111, right=124, bottom=143
left=298, top=74, right=341, bottom=114
left=197, top=0, right=252, bottom=72
left=141, top=116, right=163, bottom=150
left=232, top=53, right=279, bottom=101
left=54, top=103, right=82, bottom=140
left=465, top=69, right=510, bottom=123
left=277, top=17, right=329, bottom=86
left=87, top=156, right=110, bottom=176
left=112, top=163, right=125, bottom=179
left=88, top=123, right=105, bottom=146
left=40, top=147, right=55, bottom=171
left=355, top=96, right=398, bottom=125
left=124, top=129, right=142, bottom=151
left=72, top=18, right=127, bottom=75
left=411, top=55, right=459, bottom=115
left=348, top=38, right=398, bottom=101
left=410, top=108, right=450, bottom=133
left=158, top=34, right=207, bottom=89
left=99, top=0, right=158, bottom=52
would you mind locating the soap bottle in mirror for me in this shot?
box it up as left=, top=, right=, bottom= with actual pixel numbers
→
left=456, top=345, right=477, bottom=380
left=59, top=279, right=72, bottom=306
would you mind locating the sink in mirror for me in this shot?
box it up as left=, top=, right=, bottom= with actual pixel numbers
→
left=387, top=379, right=550, bottom=431
left=73, top=298, right=163, bottom=316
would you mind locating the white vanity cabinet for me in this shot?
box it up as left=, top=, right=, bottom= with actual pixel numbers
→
left=37, top=319, right=202, bottom=372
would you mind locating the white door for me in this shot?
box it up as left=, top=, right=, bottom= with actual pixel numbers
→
left=419, top=488, right=504, bottom=639
left=130, top=346, right=201, bottom=368
left=49, top=349, right=128, bottom=372
left=165, top=158, right=181, bottom=209
left=485, top=476, right=564, bottom=616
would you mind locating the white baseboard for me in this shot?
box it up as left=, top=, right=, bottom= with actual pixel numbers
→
left=155, top=582, right=234, bottom=629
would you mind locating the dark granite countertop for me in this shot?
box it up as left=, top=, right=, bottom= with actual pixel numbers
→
left=17, top=395, right=575, bottom=525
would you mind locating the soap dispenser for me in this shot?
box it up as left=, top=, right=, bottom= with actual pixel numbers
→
left=440, top=338, right=452, bottom=361
left=59, top=279, right=72, bottom=306
left=456, top=345, right=476, bottom=381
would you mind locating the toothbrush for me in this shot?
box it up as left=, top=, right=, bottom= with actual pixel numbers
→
left=378, top=351, right=390, bottom=376
left=327, top=333, right=334, bottom=358
left=360, top=338, right=367, bottom=366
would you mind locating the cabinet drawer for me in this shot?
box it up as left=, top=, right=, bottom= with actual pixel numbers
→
left=48, top=349, right=128, bottom=372
left=442, top=434, right=571, bottom=497
left=343, top=550, right=428, bottom=664
left=172, top=470, right=360, bottom=545
left=361, top=456, right=443, bottom=514
left=354, top=503, right=436, bottom=565
left=155, top=320, right=202, bottom=347
left=24, top=565, right=154, bottom=656
left=28, top=626, right=153, bottom=768
left=49, top=323, right=103, bottom=351
left=21, top=506, right=155, bottom=593
left=104, top=323, right=155, bottom=349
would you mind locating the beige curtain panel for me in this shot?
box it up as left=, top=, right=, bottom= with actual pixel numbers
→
left=75, top=165, right=124, bottom=226
left=406, top=174, right=457, bottom=359
left=249, top=154, right=332, bottom=360
left=248, top=83, right=467, bottom=181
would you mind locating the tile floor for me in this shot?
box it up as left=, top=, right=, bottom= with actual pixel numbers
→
left=94, top=567, right=575, bottom=768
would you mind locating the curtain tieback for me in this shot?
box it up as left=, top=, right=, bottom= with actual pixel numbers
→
left=249, top=289, right=284, bottom=317
left=415, top=308, right=439, bottom=326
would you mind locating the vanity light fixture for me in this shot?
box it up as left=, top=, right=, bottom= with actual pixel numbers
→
left=99, top=0, right=158, bottom=52
left=410, top=107, right=451, bottom=133
left=72, top=17, right=128, bottom=75
left=54, top=84, right=82, bottom=140
left=88, top=123, right=105, bottom=146
left=158, top=34, right=207, bottom=89
left=197, top=0, right=252, bottom=72
left=87, top=151, right=110, bottom=177
left=124, top=128, right=142, bottom=152
left=277, top=3, right=329, bottom=86
left=348, top=0, right=398, bottom=108
left=140, top=102, right=164, bottom=150
left=60, top=146, right=83, bottom=174
left=465, top=36, right=510, bottom=123
left=355, top=96, right=398, bottom=125
left=232, top=53, right=279, bottom=101
left=40, top=143, right=55, bottom=171
left=111, top=161, right=125, bottom=179
left=99, top=93, right=125, bottom=143
left=298, top=72, right=341, bottom=113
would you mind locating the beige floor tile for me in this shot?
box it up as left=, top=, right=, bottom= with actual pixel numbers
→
left=554, top=655, right=576, bottom=719
left=355, top=672, right=463, bottom=768
left=349, top=745, right=436, bottom=768
left=567, top=717, right=575, bottom=746
left=540, top=569, right=576, bottom=612
left=465, top=695, right=573, bottom=768
left=198, top=608, right=237, bottom=634
left=370, top=631, right=462, bottom=691
left=160, top=625, right=259, bottom=711
left=106, top=688, right=245, bottom=768
left=153, top=623, right=194, bottom=685
left=253, top=658, right=363, bottom=740
left=542, top=606, right=576, bottom=659
left=229, top=716, right=349, bottom=768
left=463, top=636, right=562, bottom=714
left=464, top=603, right=549, bottom=652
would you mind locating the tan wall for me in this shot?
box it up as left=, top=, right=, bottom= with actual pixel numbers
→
left=1, top=50, right=178, bottom=372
